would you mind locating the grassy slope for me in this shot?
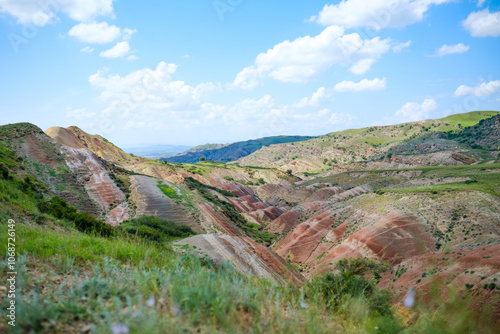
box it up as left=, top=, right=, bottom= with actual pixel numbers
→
left=237, top=111, right=500, bottom=172
left=441, top=111, right=500, bottom=127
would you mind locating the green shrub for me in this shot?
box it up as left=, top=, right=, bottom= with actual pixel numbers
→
left=0, top=163, right=11, bottom=180
left=37, top=196, right=114, bottom=237
left=157, top=183, right=179, bottom=199
left=120, top=216, right=196, bottom=242
left=306, top=258, right=392, bottom=316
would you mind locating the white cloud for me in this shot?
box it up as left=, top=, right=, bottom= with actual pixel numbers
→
left=223, top=95, right=275, bottom=124
left=233, top=25, right=391, bottom=88
left=0, top=0, right=115, bottom=26
left=99, top=41, right=130, bottom=58
left=454, top=80, right=500, bottom=97
left=392, top=40, right=412, bottom=53
left=310, top=0, right=450, bottom=30
left=81, top=46, right=94, bottom=53
left=89, top=62, right=221, bottom=120
left=431, top=43, right=470, bottom=57
left=121, top=28, right=136, bottom=41
left=477, top=0, right=486, bottom=7
left=68, top=21, right=120, bottom=44
left=393, top=99, right=437, bottom=122
left=87, top=62, right=360, bottom=140
left=328, top=112, right=356, bottom=125
left=349, top=59, right=376, bottom=75
left=462, top=9, right=500, bottom=37
left=296, top=87, right=334, bottom=107
left=66, top=107, right=96, bottom=120
left=127, top=54, right=138, bottom=61
left=334, top=77, right=387, bottom=92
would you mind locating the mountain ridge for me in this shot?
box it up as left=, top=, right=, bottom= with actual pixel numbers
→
left=165, top=135, right=315, bottom=163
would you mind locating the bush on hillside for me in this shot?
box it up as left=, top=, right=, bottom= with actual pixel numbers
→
left=38, top=196, right=114, bottom=237
left=0, top=163, right=11, bottom=180
left=120, top=216, right=196, bottom=242
left=307, top=258, right=392, bottom=316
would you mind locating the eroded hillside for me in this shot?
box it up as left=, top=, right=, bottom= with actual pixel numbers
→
left=2, top=113, right=499, bottom=326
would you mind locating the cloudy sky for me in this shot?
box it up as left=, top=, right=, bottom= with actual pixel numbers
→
left=1, top=0, right=499, bottom=147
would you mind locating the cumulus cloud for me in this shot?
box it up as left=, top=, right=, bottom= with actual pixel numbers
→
left=462, top=9, right=500, bottom=37
left=81, top=46, right=94, bottom=53
left=89, top=62, right=221, bottom=119
left=296, top=87, right=334, bottom=108
left=66, top=107, right=96, bottom=120
left=454, top=80, right=500, bottom=97
left=334, top=77, right=387, bottom=92
left=68, top=21, right=121, bottom=44
left=233, top=25, right=391, bottom=88
left=430, top=43, right=470, bottom=57
left=0, top=0, right=115, bottom=26
left=328, top=112, right=356, bottom=125
left=87, top=62, right=361, bottom=140
left=310, top=0, right=450, bottom=30
left=393, top=99, right=437, bottom=122
left=392, top=40, right=412, bottom=53
left=99, top=41, right=130, bottom=58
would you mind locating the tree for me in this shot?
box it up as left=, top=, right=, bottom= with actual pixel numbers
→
left=199, top=157, right=206, bottom=161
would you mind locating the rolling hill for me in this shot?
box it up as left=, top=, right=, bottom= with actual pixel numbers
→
left=236, top=111, right=500, bottom=174
left=165, top=135, right=315, bottom=163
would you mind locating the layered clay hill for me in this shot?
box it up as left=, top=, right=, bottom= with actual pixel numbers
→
left=1, top=111, right=499, bottom=314
left=45, top=126, right=144, bottom=166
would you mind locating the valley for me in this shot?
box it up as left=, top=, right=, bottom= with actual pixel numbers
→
left=1, top=110, right=499, bottom=333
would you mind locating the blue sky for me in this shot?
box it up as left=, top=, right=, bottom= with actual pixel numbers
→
left=1, top=0, right=499, bottom=147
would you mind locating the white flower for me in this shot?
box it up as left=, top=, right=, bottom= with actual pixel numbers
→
left=111, top=324, right=129, bottom=334
left=403, top=287, right=415, bottom=308
left=146, top=296, right=155, bottom=307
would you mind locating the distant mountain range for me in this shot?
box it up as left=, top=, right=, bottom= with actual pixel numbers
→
left=164, top=135, right=315, bottom=163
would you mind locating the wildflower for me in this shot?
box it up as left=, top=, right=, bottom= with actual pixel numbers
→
left=403, top=287, right=415, bottom=308
left=111, top=324, right=129, bottom=334
left=146, top=295, right=155, bottom=307
left=171, top=304, right=181, bottom=315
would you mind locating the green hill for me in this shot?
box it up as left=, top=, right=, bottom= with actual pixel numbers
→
left=237, top=111, right=500, bottom=173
